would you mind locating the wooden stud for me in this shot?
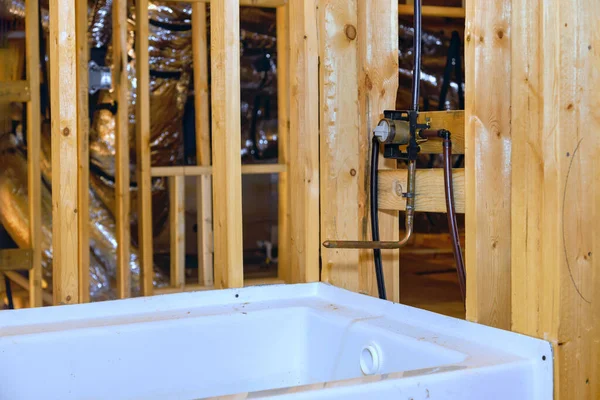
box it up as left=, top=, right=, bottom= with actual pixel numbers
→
left=319, top=0, right=360, bottom=292
left=76, top=0, right=90, bottom=303
left=276, top=5, right=291, bottom=283
left=25, top=0, right=43, bottom=307
left=113, top=0, right=131, bottom=299
left=49, top=0, right=80, bottom=305
left=169, top=176, right=186, bottom=287
left=510, top=0, right=600, bottom=398
left=378, top=169, right=465, bottom=213
left=0, top=81, right=30, bottom=102
left=192, top=2, right=214, bottom=287
left=464, top=0, right=511, bottom=329
left=357, top=0, right=400, bottom=302
left=210, top=0, right=244, bottom=289
left=135, top=0, right=154, bottom=296
left=288, top=0, right=320, bottom=284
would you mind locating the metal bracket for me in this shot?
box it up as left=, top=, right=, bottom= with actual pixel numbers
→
left=88, top=61, right=112, bottom=94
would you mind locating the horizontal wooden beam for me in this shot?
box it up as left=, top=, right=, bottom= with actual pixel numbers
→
left=414, top=110, right=465, bottom=154
left=0, top=249, right=33, bottom=271
left=4, top=271, right=53, bottom=305
left=0, top=81, right=30, bottom=103
left=159, top=0, right=286, bottom=7
left=151, top=164, right=287, bottom=177
left=378, top=168, right=465, bottom=213
left=397, top=5, right=465, bottom=18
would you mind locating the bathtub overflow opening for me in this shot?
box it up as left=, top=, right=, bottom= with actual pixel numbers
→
left=360, top=344, right=381, bottom=375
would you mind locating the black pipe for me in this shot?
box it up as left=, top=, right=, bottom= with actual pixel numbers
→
left=4, top=275, right=14, bottom=310
left=411, top=0, right=423, bottom=111
left=370, top=136, right=386, bottom=300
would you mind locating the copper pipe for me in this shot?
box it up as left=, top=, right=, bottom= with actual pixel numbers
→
left=442, top=134, right=466, bottom=302
left=419, top=129, right=442, bottom=139
left=322, top=160, right=417, bottom=250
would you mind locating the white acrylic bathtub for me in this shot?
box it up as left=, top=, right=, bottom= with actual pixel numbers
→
left=0, top=283, right=551, bottom=399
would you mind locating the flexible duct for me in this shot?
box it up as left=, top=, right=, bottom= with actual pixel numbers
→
left=0, top=144, right=115, bottom=301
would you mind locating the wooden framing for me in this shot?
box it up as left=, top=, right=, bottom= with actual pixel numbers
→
left=508, top=0, right=600, bottom=398
left=113, top=0, right=131, bottom=299
left=210, top=0, right=244, bottom=289
left=288, top=0, right=320, bottom=284
left=464, top=0, right=512, bottom=329
left=76, top=0, right=90, bottom=303
left=0, top=81, right=30, bottom=102
left=192, top=2, right=214, bottom=287
left=49, top=0, right=88, bottom=305
left=318, top=0, right=360, bottom=293
left=276, top=4, right=291, bottom=284
left=169, top=176, right=186, bottom=287
left=135, top=0, right=155, bottom=296
left=356, top=0, right=400, bottom=302
left=378, top=169, right=465, bottom=213
left=25, top=0, right=43, bottom=307
left=134, top=0, right=293, bottom=294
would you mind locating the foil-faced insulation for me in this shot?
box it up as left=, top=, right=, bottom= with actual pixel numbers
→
left=89, top=1, right=193, bottom=241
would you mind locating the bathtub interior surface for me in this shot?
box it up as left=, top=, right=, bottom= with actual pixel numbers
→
left=0, top=283, right=552, bottom=400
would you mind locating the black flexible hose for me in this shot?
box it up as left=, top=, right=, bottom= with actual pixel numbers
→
left=4, top=275, right=14, bottom=310
left=371, top=136, right=386, bottom=300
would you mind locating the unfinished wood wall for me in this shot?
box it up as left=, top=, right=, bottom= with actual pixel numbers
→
left=510, top=0, right=600, bottom=398
left=464, top=0, right=512, bottom=329
left=49, top=0, right=89, bottom=305
left=466, top=0, right=600, bottom=397
left=319, top=0, right=400, bottom=302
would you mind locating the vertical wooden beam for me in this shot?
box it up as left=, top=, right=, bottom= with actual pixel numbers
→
left=169, top=176, right=186, bottom=287
left=511, top=0, right=600, bottom=398
left=464, top=0, right=511, bottom=328
left=25, top=0, right=43, bottom=306
left=210, top=0, right=244, bottom=289
left=192, top=2, right=214, bottom=287
left=357, top=0, right=400, bottom=302
left=135, top=0, right=154, bottom=296
left=76, top=0, right=90, bottom=303
left=319, top=0, right=360, bottom=292
left=276, top=4, right=291, bottom=283
left=49, top=0, right=80, bottom=305
left=288, top=0, right=320, bottom=284
left=113, top=0, right=131, bottom=298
